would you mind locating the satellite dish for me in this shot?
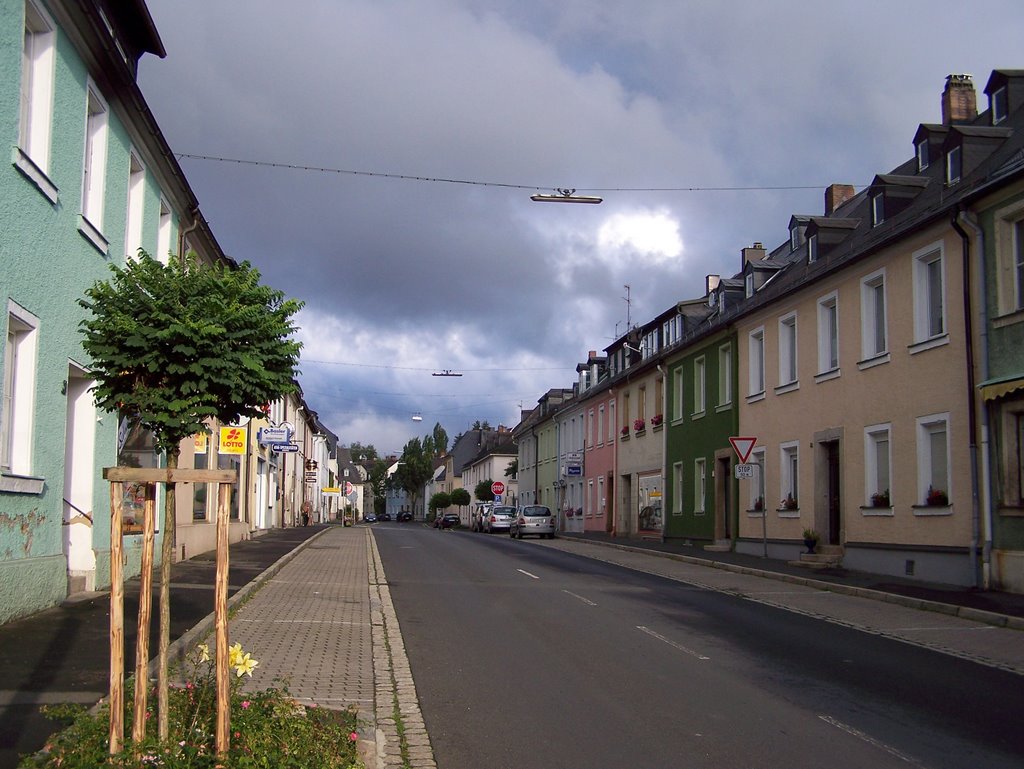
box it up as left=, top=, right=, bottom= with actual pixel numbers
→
left=412, top=413, right=423, bottom=422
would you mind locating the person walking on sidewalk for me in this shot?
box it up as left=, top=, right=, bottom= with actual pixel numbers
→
left=301, top=500, right=311, bottom=527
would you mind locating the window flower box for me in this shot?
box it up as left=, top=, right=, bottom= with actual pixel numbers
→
left=871, top=489, right=891, bottom=508
left=650, top=413, right=664, bottom=427
left=633, top=418, right=646, bottom=433
left=926, top=486, right=948, bottom=506
left=779, top=494, right=798, bottom=511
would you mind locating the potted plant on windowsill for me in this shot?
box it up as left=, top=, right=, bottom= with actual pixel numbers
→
left=780, top=493, right=798, bottom=511
left=926, top=485, right=949, bottom=506
left=620, top=425, right=629, bottom=437
left=871, top=489, right=891, bottom=508
left=633, top=418, right=646, bottom=433
left=802, top=528, right=819, bottom=554
left=650, top=413, right=664, bottom=428
left=752, top=496, right=764, bottom=512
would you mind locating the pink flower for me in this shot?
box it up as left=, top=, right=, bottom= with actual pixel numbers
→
left=349, top=732, right=359, bottom=742
left=241, top=700, right=251, bottom=709
left=234, top=731, right=241, bottom=739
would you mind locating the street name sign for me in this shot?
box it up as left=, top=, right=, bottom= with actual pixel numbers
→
left=271, top=442, right=298, bottom=453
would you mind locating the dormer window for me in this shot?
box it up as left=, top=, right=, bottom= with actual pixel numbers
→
left=871, top=191, right=885, bottom=227
left=745, top=273, right=754, bottom=297
left=991, top=86, right=1008, bottom=125
left=915, top=138, right=930, bottom=172
left=946, top=145, right=962, bottom=185
left=790, top=227, right=800, bottom=251
left=807, top=233, right=818, bottom=264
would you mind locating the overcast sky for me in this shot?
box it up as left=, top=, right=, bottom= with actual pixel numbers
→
left=137, top=0, right=1024, bottom=454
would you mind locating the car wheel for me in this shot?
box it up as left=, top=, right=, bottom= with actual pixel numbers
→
left=516, top=528, right=523, bottom=540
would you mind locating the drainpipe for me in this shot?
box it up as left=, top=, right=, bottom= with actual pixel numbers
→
left=610, top=387, right=618, bottom=537
left=953, top=208, right=992, bottom=589
left=177, top=207, right=200, bottom=266
left=951, top=210, right=983, bottom=590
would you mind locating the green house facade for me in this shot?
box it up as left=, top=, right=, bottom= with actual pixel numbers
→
left=664, top=328, right=739, bottom=544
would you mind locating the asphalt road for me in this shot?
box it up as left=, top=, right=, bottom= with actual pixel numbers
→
left=374, top=524, right=1024, bottom=769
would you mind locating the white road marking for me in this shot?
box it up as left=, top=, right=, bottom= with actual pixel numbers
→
left=636, top=626, right=710, bottom=660
left=562, top=589, right=597, bottom=606
left=517, top=568, right=540, bottom=579
left=818, top=714, right=927, bottom=766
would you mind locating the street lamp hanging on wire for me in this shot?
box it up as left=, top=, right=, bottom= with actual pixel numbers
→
left=530, top=188, right=603, bottom=204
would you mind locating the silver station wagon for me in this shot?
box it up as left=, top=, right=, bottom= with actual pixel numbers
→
left=510, top=505, right=555, bottom=539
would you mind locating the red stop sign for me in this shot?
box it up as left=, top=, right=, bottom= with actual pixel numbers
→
left=491, top=481, right=505, bottom=496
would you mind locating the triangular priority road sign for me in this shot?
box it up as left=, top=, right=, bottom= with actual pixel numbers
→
left=729, top=436, right=757, bottom=464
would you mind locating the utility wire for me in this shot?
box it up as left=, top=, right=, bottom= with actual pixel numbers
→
left=175, top=153, right=827, bottom=193
left=302, top=358, right=573, bottom=372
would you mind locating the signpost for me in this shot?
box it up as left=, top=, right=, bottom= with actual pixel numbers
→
left=729, top=436, right=767, bottom=558
left=304, top=471, right=318, bottom=483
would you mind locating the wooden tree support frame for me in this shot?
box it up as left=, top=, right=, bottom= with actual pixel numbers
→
left=104, top=467, right=236, bottom=756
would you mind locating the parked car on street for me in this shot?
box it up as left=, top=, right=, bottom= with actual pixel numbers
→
left=364, top=513, right=377, bottom=523
left=398, top=511, right=413, bottom=522
left=483, top=505, right=517, bottom=534
left=510, top=505, right=555, bottom=539
left=379, top=511, right=392, bottom=521
left=439, top=512, right=461, bottom=529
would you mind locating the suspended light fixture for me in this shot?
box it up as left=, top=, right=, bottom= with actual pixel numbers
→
left=432, top=370, right=463, bottom=377
left=530, top=188, right=603, bottom=204
left=412, top=413, right=423, bottom=422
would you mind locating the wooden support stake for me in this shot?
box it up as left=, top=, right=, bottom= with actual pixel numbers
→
left=108, top=482, right=125, bottom=755
left=214, top=483, right=232, bottom=756
left=131, top=484, right=156, bottom=744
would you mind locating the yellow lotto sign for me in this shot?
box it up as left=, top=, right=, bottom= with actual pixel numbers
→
left=194, top=433, right=208, bottom=454
left=218, top=426, right=247, bottom=454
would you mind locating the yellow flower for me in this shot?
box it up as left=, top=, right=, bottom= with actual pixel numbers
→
left=228, top=642, right=244, bottom=668
left=234, top=652, right=259, bottom=678
left=196, top=643, right=210, bottom=663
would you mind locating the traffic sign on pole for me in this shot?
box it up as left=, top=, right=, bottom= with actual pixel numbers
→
left=729, top=436, right=757, bottom=464
left=491, top=481, right=505, bottom=496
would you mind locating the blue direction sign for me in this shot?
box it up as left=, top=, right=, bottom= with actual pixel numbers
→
left=271, top=442, right=299, bottom=453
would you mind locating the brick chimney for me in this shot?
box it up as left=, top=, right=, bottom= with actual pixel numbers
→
left=825, top=184, right=855, bottom=216
left=941, top=74, right=977, bottom=125
left=742, top=242, right=766, bottom=266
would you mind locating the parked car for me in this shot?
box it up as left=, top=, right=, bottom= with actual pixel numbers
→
left=483, top=505, right=516, bottom=534
left=379, top=511, right=392, bottom=522
left=439, top=512, right=461, bottom=529
left=510, top=505, right=556, bottom=539
left=398, top=511, right=413, bottom=522
left=364, top=513, right=378, bottom=523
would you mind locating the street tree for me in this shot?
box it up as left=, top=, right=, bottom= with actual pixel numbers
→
left=368, top=458, right=390, bottom=516
left=394, top=437, right=434, bottom=515
left=474, top=479, right=495, bottom=502
left=429, top=491, right=451, bottom=516
left=349, top=442, right=379, bottom=462
left=79, top=250, right=302, bottom=739
left=505, top=458, right=518, bottom=478
left=450, top=487, right=471, bottom=513
left=431, top=422, right=449, bottom=455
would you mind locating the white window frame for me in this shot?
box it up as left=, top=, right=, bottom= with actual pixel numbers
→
left=693, top=356, right=706, bottom=417
left=790, top=225, right=801, bottom=252
left=750, top=447, right=765, bottom=512
left=916, top=138, right=930, bottom=172
left=672, top=462, right=684, bottom=515
left=125, top=151, right=146, bottom=261
left=717, top=343, right=732, bottom=408
left=807, top=232, right=818, bottom=263
left=860, top=270, right=889, bottom=364
left=598, top=405, right=605, bottom=446
left=745, top=272, right=754, bottom=298
left=672, top=365, right=684, bottom=421
left=694, top=458, right=706, bottom=514
left=916, top=413, right=951, bottom=510
left=609, top=401, right=615, bottom=443
left=748, top=327, right=765, bottom=399
left=864, top=423, right=892, bottom=511
left=816, top=292, right=839, bottom=377
left=946, top=145, right=962, bottom=186
left=871, top=191, right=885, bottom=227
left=912, top=243, right=947, bottom=348
left=598, top=475, right=605, bottom=514
left=157, top=197, right=172, bottom=265
left=2, top=302, right=39, bottom=475
left=991, top=85, right=1008, bottom=125
left=777, top=313, right=798, bottom=389
left=80, top=82, right=110, bottom=253
left=15, top=0, right=57, bottom=202
left=779, top=441, right=800, bottom=512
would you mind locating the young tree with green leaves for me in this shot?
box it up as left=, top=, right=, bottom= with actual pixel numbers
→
left=450, top=487, right=471, bottom=513
left=475, top=479, right=496, bottom=502
left=393, top=437, right=434, bottom=516
left=429, top=491, right=451, bottom=515
left=79, top=250, right=302, bottom=739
